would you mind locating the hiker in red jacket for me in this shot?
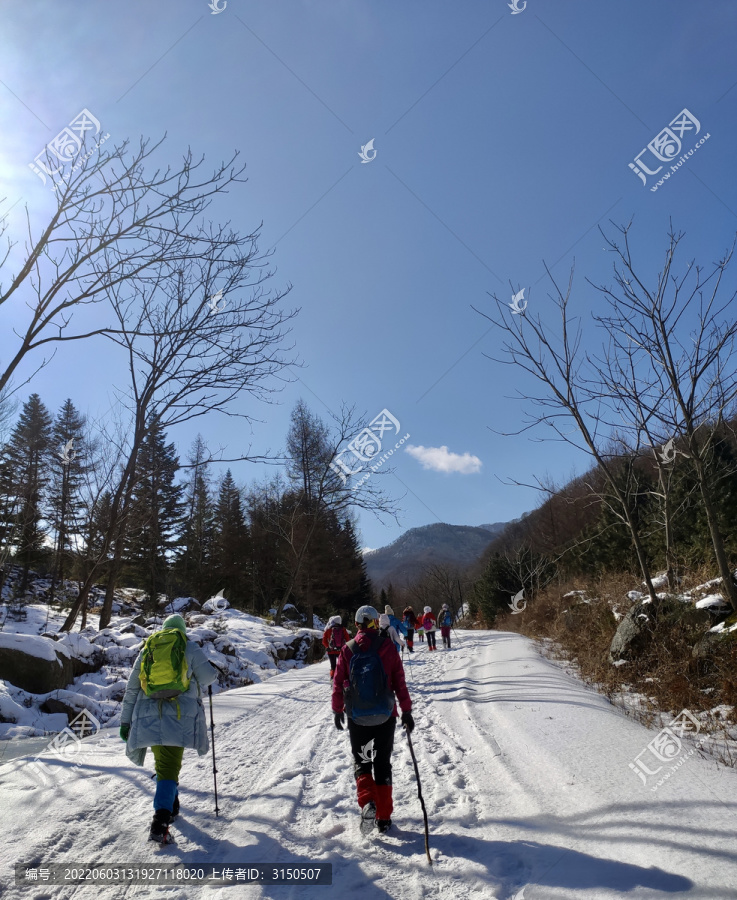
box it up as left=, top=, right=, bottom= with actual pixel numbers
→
left=322, top=615, right=351, bottom=679
left=332, top=605, right=414, bottom=834
left=422, top=606, right=437, bottom=651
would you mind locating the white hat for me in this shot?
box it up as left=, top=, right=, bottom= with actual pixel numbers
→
left=424, top=606, right=431, bottom=613
left=355, top=605, right=380, bottom=626
left=384, top=605, right=394, bottom=615
left=334, top=615, right=342, bottom=626
left=442, top=604, right=448, bottom=609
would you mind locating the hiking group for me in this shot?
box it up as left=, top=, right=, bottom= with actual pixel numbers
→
left=118, top=602, right=454, bottom=842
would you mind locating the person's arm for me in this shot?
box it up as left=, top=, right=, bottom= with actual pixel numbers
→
left=120, top=652, right=143, bottom=725
left=331, top=646, right=351, bottom=712
left=190, top=644, right=219, bottom=689
left=322, top=630, right=331, bottom=649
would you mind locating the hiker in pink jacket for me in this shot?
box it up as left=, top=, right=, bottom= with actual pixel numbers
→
left=422, top=606, right=437, bottom=651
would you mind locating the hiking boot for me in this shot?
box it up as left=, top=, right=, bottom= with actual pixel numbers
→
left=149, top=809, right=172, bottom=844
left=376, top=819, right=391, bottom=833
left=360, top=801, right=377, bottom=835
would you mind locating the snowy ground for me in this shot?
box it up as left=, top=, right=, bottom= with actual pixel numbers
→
left=2, top=629, right=737, bottom=898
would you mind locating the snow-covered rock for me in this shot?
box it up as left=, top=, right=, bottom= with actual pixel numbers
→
left=695, top=594, right=729, bottom=610
left=0, top=633, right=74, bottom=693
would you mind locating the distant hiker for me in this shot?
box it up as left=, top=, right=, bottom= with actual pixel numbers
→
left=379, top=613, right=406, bottom=654
left=332, top=605, right=414, bottom=835
left=402, top=606, right=417, bottom=652
left=120, top=614, right=218, bottom=843
left=384, top=605, right=408, bottom=644
left=422, top=606, right=437, bottom=651
left=323, top=615, right=351, bottom=679
left=439, top=603, right=453, bottom=649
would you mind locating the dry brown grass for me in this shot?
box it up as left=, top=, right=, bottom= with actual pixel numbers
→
left=495, top=570, right=737, bottom=730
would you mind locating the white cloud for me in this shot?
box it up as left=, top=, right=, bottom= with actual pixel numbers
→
left=405, top=444, right=482, bottom=475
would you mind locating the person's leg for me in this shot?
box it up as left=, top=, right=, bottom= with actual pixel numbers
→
left=329, top=653, right=337, bottom=678
left=373, top=717, right=397, bottom=823
left=347, top=720, right=376, bottom=809
left=406, top=628, right=414, bottom=652
left=151, top=745, right=184, bottom=812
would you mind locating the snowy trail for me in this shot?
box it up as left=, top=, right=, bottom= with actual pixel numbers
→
left=2, top=630, right=737, bottom=898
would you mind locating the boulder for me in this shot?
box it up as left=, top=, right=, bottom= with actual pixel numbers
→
left=693, top=614, right=737, bottom=660
left=609, top=600, right=655, bottom=664
left=214, top=637, right=236, bottom=657
left=0, top=633, right=74, bottom=693
left=119, top=623, right=150, bottom=639
left=303, top=635, right=326, bottom=664
left=39, top=696, right=83, bottom=720
left=55, top=633, right=105, bottom=678
left=692, top=633, right=723, bottom=660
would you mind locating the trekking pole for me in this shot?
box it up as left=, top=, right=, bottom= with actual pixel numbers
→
left=208, top=685, right=220, bottom=817
left=404, top=726, right=432, bottom=866
left=402, top=646, right=413, bottom=683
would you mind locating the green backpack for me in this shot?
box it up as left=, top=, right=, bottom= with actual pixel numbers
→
left=140, top=629, right=191, bottom=699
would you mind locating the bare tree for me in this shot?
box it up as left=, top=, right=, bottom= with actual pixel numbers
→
left=60, top=240, right=295, bottom=631
left=264, top=402, right=400, bottom=626
left=592, top=223, right=737, bottom=609
left=477, top=266, right=659, bottom=603
left=0, top=135, right=252, bottom=397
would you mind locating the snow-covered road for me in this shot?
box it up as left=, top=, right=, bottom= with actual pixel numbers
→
left=2, top=630, right=737, bottom=898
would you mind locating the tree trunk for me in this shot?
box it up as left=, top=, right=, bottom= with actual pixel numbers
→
left=100, top=534, right=126, bottom=629
left=697, top=469, right=737, bottom=611
left=656, top=465, right=677, bottom=593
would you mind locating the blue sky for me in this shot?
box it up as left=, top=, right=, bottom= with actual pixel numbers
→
left=1, top=0, right=736, bottom=551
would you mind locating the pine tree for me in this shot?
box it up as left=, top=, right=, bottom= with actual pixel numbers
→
left=472, top=553, right=518, bottom=626
left=124, top=419, right=184, bottom=608
left=47, top=399, right=88, bottom=603
left=340, top=517, right=373, bottom=618
left=174, top=435, right=216, bottom=601
left=213, top=470, right=250, bottom=605
left=0, top=394, right=53, bottom=594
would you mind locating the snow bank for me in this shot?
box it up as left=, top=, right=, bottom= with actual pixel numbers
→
left=0, top=599, right=324, bottom=741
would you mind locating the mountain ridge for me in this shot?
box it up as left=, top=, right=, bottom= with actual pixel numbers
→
left=364, top=521, right=508, bottom=588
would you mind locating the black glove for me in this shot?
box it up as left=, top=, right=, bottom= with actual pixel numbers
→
left=401, top=711, right=415, bottom=734
left=334, top=712, right=345, bottom=731
left=119, top=724, right=130, bottom=742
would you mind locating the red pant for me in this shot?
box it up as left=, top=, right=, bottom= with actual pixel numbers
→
left=349, top=717, right=396, bottom=819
